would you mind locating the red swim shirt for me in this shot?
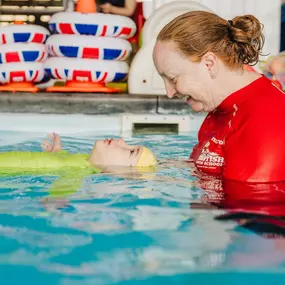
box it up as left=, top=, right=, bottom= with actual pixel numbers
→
left=190, top=75, right=285, bottom=182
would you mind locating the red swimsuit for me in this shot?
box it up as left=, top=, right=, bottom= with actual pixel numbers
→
left=190, top=76, right=285, bottom=182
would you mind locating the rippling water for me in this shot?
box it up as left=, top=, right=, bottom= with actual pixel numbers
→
left=0, top=132, right=284, bottom=285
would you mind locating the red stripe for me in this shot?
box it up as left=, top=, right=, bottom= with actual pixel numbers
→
left=5, top=52, right=20, bottom=63
left=32, top=33, right=44, bottom=43
left=31, top=70, right=39, bottom=81
left=59, top=23, right=74, bottom=34
left=51, top=45, right=57, bottom=56
left=98, top=72, right=107, bottom=83
left=38, top=51, right=46, bottom=62
left=100, top=25, right=107, bottom=36
left=118, top=27, right=132, bottom=36
left=2, top=34, right=6, bottom=44
left=73, top=70, right=92, bottom=81
left=55, top=69, right=62, bottom=79
left=82, top=47, right=99, bottom=59
left=10, top=71, right=26, bottom=82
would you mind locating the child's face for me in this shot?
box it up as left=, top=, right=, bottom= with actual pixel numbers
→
left=89, top=138, right=143, bottom=167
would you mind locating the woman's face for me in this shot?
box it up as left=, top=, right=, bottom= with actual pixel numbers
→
left=89, top=138, right=143, bottom=167
left=153, top=40, right=216, bottom=112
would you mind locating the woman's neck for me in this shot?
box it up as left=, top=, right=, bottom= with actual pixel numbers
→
left=213, top=68, right=262, bottom=108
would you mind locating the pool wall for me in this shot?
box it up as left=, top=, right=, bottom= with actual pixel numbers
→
left=0, top=92, right=205, bottom=137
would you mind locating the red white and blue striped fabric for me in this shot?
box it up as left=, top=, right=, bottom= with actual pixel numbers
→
left=49, top=12, right=136, bottom=39
left=0, top=25, right=50, bottom=45
left=46, top=35, right=131, bottom=60
left=0, top=43, right=47, bottom=64
left=0, top=62, right=45, bottom=83
left=44, top=57, right=128, bottom=83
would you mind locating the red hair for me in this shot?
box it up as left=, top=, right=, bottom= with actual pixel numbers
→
left=157, top=11, right=264, bottom=69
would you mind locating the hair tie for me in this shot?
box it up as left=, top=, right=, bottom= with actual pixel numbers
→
left=227, top=20, right=235, bottom=41
left=228, top=20, right=233, bottom=26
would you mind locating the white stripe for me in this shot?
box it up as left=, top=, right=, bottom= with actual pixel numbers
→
left=78, top=46, right=83, bottom=58
left=118, top=50, right=125, bottom=60
left=99, top=47, right=103, bottom=60
left=28, top=33, right=33, bottom=43
left=18, top=50, right=24, bottom=62
left=70, top=23, right=77, bottom=34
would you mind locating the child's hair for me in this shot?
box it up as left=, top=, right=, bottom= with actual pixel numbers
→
left=136, top=147, right=157, bottom=167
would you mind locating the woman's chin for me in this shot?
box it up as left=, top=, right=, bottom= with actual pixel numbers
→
left=187, top=99, right=204, bottom=112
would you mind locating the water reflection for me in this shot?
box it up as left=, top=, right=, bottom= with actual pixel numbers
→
left=190, top=178, right=285, bottom=270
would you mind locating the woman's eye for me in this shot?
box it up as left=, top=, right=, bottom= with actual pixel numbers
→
left=130, top=150, right=135, bottom=156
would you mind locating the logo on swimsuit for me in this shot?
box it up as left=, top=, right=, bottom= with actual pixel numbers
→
left=211, top=137, right=223, bottom=145
left=196, top=139, right=224, bottom=169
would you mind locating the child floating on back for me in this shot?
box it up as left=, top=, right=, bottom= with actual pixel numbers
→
left=0, top=133, right=157, bottom=174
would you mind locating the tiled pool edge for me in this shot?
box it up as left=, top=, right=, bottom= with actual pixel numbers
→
left=0, top=92, right=193, bottom=115
left=0, top=93, right=205, bottom=135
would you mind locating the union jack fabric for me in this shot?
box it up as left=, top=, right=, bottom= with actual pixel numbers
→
left=49, top=23, right=133, bottom=39
left=0, top=50, right=47, bottom=63
left=0, top=32, right=49, bottom=44
left=45, top=68, right=127, bottom=82
left=47, top=44, right=128, bottom=60
left=0, top=68, right=44, bottom=83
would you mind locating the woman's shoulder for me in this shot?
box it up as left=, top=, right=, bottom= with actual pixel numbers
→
left=237, top=76, right=285, bottom=117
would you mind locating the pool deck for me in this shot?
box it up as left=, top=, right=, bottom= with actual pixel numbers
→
left=0, top=92, right=193, bottom=115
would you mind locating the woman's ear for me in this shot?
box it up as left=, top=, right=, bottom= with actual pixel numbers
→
left=202, top=52, right=218, bottom=79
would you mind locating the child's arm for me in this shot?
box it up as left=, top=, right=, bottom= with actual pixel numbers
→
left=41, top=133, right=63, bottom=153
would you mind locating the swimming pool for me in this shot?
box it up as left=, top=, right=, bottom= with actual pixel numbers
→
left=0, top=125, right=285, bottom=284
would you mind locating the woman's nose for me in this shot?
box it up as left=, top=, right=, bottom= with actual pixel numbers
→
left=165, top=83, right=177, bottom=98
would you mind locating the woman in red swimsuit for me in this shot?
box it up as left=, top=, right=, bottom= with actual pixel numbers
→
left=153, top=11, right=285, bottom=183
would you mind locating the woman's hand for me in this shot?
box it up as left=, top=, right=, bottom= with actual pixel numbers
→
left=100, top=3, right=113, bottom=13
left=41, top=133, right=63, bottom=152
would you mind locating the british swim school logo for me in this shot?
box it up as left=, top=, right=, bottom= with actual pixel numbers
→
left=196, top=140, right=224, bottom=168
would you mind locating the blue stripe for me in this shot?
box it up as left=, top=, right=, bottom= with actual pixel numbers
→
left=2, top=72, right=6, bottom=79
left=39, top=73, right=51, bottom=83
left=96, top=71, right=101, bottom=79
left=64, top=69, right=69, bottom=77
left=75, top=24, right=98, bottom=35
left=29, top=70, right=33, bottom=77
left=113, top=72, right=127, bottom=82
left=113, top=26, right=118, bottom=34
left=44, top=34, right=49, bottom=43
left=44, top=68, right=53, bottom=78
left=104, top=49, right=122, bottom=60
left=49, top=23, right=57, bottom=33
left=0, top=54, right=2, bottom=64
left=59, top=46, right=79, bottom=57
left=13, top=33, right=30, bottom=43
left=23, top=51, right=40, bottom=62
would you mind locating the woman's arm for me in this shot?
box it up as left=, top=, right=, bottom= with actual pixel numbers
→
left=100, top=0, right=137, bottom=17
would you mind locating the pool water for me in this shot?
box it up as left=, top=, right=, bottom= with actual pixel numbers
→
left=0, top=131, right=284, bottom=285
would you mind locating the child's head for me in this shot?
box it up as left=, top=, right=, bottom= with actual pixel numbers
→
left=88, top=138, right=157, bottom=168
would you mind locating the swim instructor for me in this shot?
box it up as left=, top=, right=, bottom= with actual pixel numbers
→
left=153, top=11, right=285, bottom=182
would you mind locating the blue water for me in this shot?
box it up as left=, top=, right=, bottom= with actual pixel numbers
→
left=0, top=132, right=284, bottom=285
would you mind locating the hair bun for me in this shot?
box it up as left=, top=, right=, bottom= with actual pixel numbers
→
left=229, top=15, right=264, bottom=65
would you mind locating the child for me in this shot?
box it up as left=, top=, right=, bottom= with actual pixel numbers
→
left=0, top=133, right=157, bottom=174
left=0, top=133, right=157, bottom=198
left=260, top=52, right=285, bottom=90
